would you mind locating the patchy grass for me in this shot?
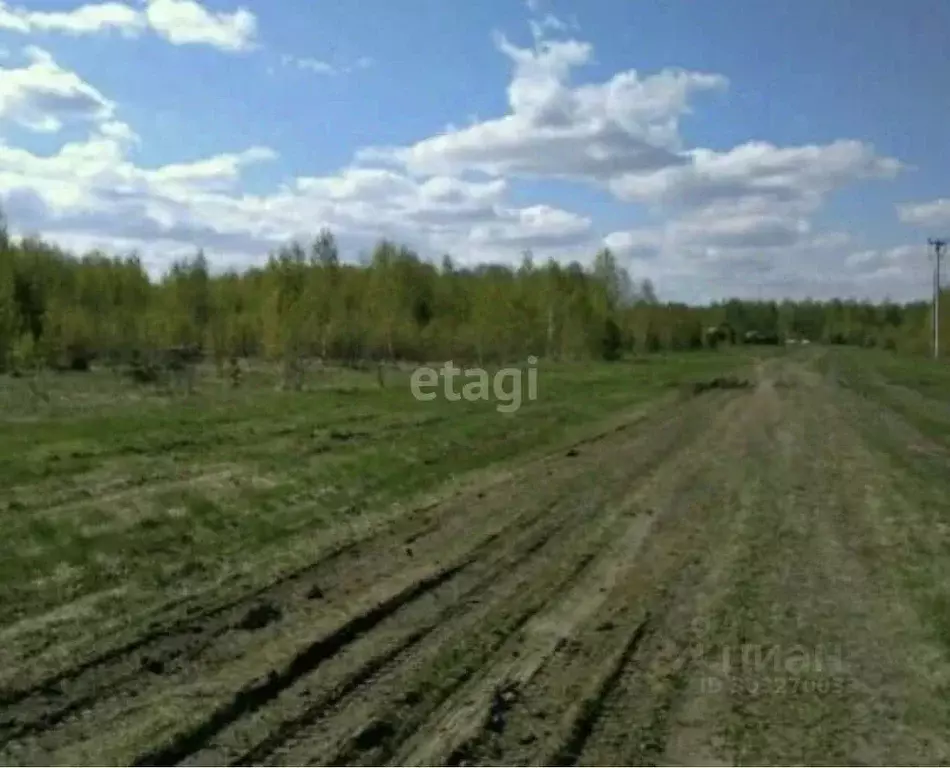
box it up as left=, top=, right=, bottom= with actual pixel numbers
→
left=824, top=347, right=950, bottom=447
left=0, top=352, right=757, bottom=629
left=9, top=349, right=950, bottom=765
left=820, top=347, right=950, bottom=667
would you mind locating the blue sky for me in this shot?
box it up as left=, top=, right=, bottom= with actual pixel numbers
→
left=0, top=0, right=947, bottom=302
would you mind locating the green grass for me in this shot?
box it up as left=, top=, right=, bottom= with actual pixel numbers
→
left=817, top=347, right=950, bottom=659
left=822, top=347, right=950, bottom=447
left=0, top=351, right=758, bottom=627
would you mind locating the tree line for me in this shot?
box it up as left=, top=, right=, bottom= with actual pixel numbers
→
left=0, top=210, right=943, bottom=380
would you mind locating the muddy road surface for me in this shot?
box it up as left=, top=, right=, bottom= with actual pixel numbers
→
left=3, top=354, right=950, bottom=765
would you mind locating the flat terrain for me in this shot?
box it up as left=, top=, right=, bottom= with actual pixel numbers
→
left=3, top=348, right=950, bottom=765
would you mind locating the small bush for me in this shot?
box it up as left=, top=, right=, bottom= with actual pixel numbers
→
left=128, top=363, right=162, bottom=384
left=68, top=354, right=91, bottom=372
left=601, top=318, right=623, bottom=361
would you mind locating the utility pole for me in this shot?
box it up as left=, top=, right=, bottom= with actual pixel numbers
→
left=931, top=238, right=947, bottom=359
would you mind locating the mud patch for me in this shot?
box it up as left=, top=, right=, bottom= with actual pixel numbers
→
left=690, top=376, right=753, bottom=396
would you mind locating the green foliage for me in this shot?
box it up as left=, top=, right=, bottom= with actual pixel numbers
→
left=11, top=331, right=38, bottom=373
left=601, top=318, right=623, bottom=361
left=0, top=244, right=17, bottom=372
left=0, top=207, right=942, bottom=369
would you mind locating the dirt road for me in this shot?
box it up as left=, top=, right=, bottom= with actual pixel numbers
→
left=3, top=353, right=950, bottom=765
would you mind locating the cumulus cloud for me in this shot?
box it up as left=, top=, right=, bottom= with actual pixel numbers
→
left=672, top=203, right=811, bottom=251
left=349, top=22, right=908, bottom=298
left=358, top=32, right=727, bottom=181
left=604, top=214, right=808, bottom=267
left=0, top=46, right=114, bottom=131
left=147, top=146, right=277, bottom=190
left=602, top=229, right=926, bottom=304
left=0, top=109, right=594, bottom=276
left=600, top=197, right=925, bottom=302
left=143, top=0, right=256, bottom=51
left=354, top=23, right=903, bottom=290
left=0, top=19, right=916, bottom=300
left=601, top=138, right=902, bottom=294
left=845, top=244, right=920, bottom=269
left=469, top=205, right=591, bottom=247
left=603, top=229, right=663, bottom=260
left=0, top=0, right=256, bottom=52
left=605, top=188, right=842, bottom=265
left=898, top=198, right=950, bottom=229
left=610, top=140, right=902, bottom=210
left=0, top=0, right=144, bottom=36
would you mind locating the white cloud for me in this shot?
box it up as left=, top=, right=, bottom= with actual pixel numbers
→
left=529, top=13, right=570, bottom=41
left=600, top=139, right=902, bottom=294
left=0, top=0, right=144, bottom=36
left=469, top=204, right=591, bottom=247
left=845, top=249, right=878, bottom=267
left=143, top=0, right=256, bottom=52
left=281, top=54, right=374, bottom=76
left=670, top=202, right=812, bottom=250
left=898, top=198, right=950, bottom=229
left=609, top=140, right=902, bottom=210
left=600, top=228, right=927, bottom=303
left=603, top=228, right=663, bottom=260
left=0, top=0, right=256, bottom=52
left=601, top=220, right=933, bottom=303
left=846, top=244, right=920, bottom=268
left=282, top=54, right=335, bottom=75
left=0, top=114, right=593, bottom=276
left=358, top=32, right=727, bottom=181
left=604, top=207, right=812, bottom=266
left=356, top=24, right=901, bottom=287
left=0, top=46, right=114, bottom=131
left=0, top=20, right=918, bottom=301
left=148, top=146, right=276, bottom=189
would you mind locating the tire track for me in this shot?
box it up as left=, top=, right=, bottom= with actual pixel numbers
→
left=516, top=375, right=778, bottom=767
left=0, top=393, right=677, bottom=715
left=547, top=617, right=652, bottom=766
left=282, top=388, right=757, bottom=767
left=1, top=414, right=604, bottom=748
left=189, top=492, right=598, bottom=766
left=1, top=389, right=738, bottom=766
left=406, top=381, right=770, bottom=767
left=132, top=558, right=470, bottom=766
left=397, top=494, right=666, bottom=766
left=178, top=392, right=733, bottom=766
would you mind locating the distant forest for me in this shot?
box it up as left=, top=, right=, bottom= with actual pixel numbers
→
left=0, top=209, right=942, bottom=375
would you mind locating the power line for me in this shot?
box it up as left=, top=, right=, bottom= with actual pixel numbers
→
left=930, top=238, right=948, bottom=359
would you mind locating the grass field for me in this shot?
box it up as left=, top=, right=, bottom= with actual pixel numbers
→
left=4, top=346, right=950, bottom=764
left=0, top=352, right=756, bottom=641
